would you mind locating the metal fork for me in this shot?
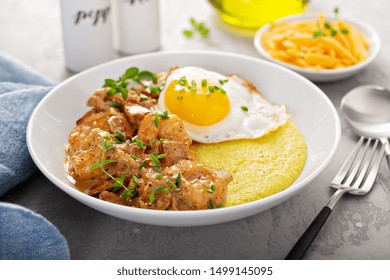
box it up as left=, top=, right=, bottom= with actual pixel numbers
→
left=285, top=137, right=385, bottom=260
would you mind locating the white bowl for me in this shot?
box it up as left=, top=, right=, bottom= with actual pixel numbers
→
left=254, top=13, right=381, bottom=82
left=26, top=51, right=341, bottom=226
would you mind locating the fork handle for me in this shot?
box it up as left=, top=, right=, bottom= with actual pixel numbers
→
left=285, top=206, right=332, bottom=260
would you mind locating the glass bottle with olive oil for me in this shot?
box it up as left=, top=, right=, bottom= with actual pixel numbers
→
left=209, top=0, right=307, bottom=30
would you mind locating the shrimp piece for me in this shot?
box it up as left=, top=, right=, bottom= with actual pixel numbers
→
left=69, top=129, right=109, bottom=180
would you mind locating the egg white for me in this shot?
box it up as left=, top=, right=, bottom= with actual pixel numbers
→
left=157, top=67, right=290, bottom=143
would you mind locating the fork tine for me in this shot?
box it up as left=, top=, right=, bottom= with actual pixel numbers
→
left=351, top=139, right=379, bottom=188
left=342, top=138, right=372, bottom=186
left=358, top=141, right=385, bottom=193
left=331, top=136, right=364, bottom=185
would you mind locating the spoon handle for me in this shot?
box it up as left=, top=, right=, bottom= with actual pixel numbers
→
left=384, top=139, right=390, bottom=171
left=385, top=155, right=390, bottom=171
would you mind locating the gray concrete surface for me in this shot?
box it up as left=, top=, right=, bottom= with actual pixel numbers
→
left=1, top=0, right=390, bottom=259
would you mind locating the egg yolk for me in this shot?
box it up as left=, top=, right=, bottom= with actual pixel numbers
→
left=164, top=80, right=230, bottom=126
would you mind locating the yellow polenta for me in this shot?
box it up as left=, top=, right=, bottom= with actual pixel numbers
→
left=192, top=121, right=306, bottom=206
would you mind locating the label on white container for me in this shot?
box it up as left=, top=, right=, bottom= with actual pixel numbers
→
left=60, top=0, right=117, bottom=73
left=111, top=0, right=161, bottom=55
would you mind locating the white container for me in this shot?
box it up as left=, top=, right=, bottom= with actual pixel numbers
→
left=59, top=0, right=117, bottom=72
left=111, top=0, right=161, bottom=55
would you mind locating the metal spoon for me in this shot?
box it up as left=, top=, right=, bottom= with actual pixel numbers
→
left=340, top=85, right=390, bottom=169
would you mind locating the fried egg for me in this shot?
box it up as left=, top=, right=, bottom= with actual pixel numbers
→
left=157, top=67, right=289, bottom=143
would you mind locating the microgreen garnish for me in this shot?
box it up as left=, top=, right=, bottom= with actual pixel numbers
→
left=183, top=18, right=210, bottom=39
left=312, top=31, right=324, bottom=39
left=112, top=173, right=126, bottom=191
left=109, top=101, right=120, bottom=107
left=101, top=139, right=116, bottom=150
left=156, top=174, right=163, bottom=180
left=131, top=175, right=140, bottom=186
left=183, top=30, right=194, bottom=38
left=187, top=86, right=197, bottom=94
left=136, top=71, right=158, bottom=84
left=217, top=202, right=224, bottom=208
left=186, top=80, right=197, bottom=93
left=323, top=22, right=338, bottom=37
left=203, top=184, right=216, bottom=194
left=203, top=188, right=213, bottom=194
left=103, top=67, right=158, bottom=100
left=149, top=191, right=156, bottom=203
left=219, top=79, right=229, bottom=85
left=209, top=199, right=215, bottom=209
left=140, top=97, right=149, bottom=102
left=241, top=106, right=249, bottom=112
left=152, top=166, right=161, bottom=173
left=201, top=79, right=207, bottom=87
left=113, top=131, right=126, bottom=141
left=178, top=76, right=187, bottom=86
left=154, top=111, right=169, bottom=128
left=90, top=139, right=135, bottom=200
left=149, top=154, right=166, bottom=166
left=149, top=154, right=161, bottom=166
left=334, top=7, right=339, bottom=16
left=191, top=18, right=210, bottom=37
left=312, top=12, right=347, bottom=39
left=132, top=136, right=147, bottom=149
left=121, top=187, right=135, bottom=200
left=103, top=131, right=126, bottom=145
left=149, top=85, right=162, bottom=95
left=149, top=186, right=164, bottom=204
left=176, top=173, right=182, bottom=187
left=207, top=85, right=226, bottom=96
left=151, top=138, right=158, bottom=145
left=139, top=160, right=147, bottom=170
left=332, top=7, right=349, bottom=34
left=130, top=154, right=138, bottom=160
left=136, top=139, right=145, bottom=148
left=168, top=180, right=177, bottom=189
left=313, top=20, right=327, bottom=39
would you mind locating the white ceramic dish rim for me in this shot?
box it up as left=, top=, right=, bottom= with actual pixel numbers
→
left=26, top=50, right=341, bottom=226
left=253, top=13, right=381, bottom=77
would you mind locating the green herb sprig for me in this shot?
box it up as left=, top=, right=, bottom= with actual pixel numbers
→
left=149, top=186, right=165, bottom=204
left=206, top=85, right=226, bottom=97
left=311, top=7, right=349, bottom=38
left=183, top=18, right=211, bottom=39
left=103, top=67, right=158, bottom=100
left=313, top=21, right=327, bottom=39
left=154, top=111, right=170, bottom=128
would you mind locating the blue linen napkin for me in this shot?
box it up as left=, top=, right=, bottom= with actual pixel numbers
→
left=0, top=202, right=70, bottom=259
left=0, top=52, right=70, bottom=259
left=0, top=53, right=53, bottom=195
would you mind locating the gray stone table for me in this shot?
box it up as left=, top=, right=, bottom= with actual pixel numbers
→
left=1, top=0, right=390, bottom=259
